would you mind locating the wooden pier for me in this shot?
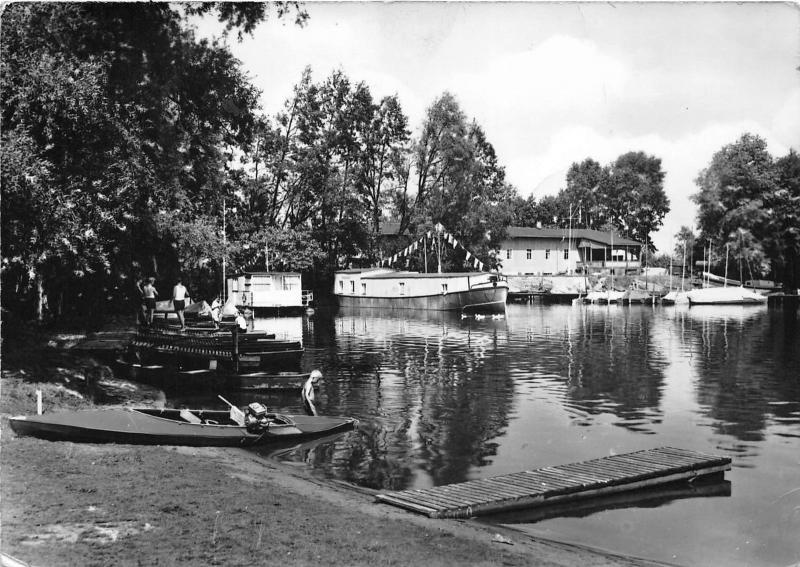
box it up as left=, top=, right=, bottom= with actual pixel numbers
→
left=375, top=447, right=731, bottom=519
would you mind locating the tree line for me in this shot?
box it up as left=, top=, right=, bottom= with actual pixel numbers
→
left=2, top=4, right=796, bottom=324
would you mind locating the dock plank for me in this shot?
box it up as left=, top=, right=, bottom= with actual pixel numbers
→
left=376, top=447, right=731, bottom=519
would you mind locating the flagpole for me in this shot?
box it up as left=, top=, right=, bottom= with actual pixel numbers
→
left=424, top=235, right=428, bottom=274
left=222, top=200, right=226, bottom=301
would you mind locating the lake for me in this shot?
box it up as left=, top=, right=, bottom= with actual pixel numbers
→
left=172, top=302, right=800, bottom=567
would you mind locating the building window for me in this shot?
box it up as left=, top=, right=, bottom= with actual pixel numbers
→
left=350, top=280, right=355, bottom=293
left=506, top=249, right=511, bottom=259
left=361, top=282, right=367, bottom=295
left=441, top=283, right=448, bottom=294
left=399, top=282, right=405, bottom=295
left=526, top=249, right=532, bottom=260
left=339, top=280, right=344, bottom=291
left=563, top=249, right=569, bottom=260
left=545, top=249, right=550, bottom=259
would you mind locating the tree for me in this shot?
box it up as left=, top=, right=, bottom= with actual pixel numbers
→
left=769, top=149, right=800, bottom=287
left=674, top=225, right=697, bottom=274
left=603, top=152, right=670, bottom=251
left=393, top=93, right=518, bottom=271
left=692, top=134, right=779, bottom=282
left=358, top=94, right=410, bottom=258
left=1, top=3, right=303, bottom=320
left=562, top=158, right=606, bottom=228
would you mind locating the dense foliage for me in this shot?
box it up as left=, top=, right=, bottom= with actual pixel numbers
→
left=691, top=134, right=800, bottom=287
left=513, top=152, right=671, bottom=253
left=1, top=3, right=297, bottom=320
left=8, top=4, right=793, bottom=323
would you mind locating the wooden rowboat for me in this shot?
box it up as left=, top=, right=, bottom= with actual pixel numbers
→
left=113, top=360, right=321, bottom=391
left=8, top=407, right=356, bottom=447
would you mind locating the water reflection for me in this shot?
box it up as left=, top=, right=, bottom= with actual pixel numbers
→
left=482, top=478, right=732, bottom=525
left=313, top=307, right=515, bottom=488
left=228, top=302, right=800, bottom=567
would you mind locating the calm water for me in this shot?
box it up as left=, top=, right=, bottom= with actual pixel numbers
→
left=172, top=303, right=800, bottom=567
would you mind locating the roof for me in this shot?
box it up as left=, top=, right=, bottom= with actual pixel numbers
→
left=363, top=271, right=492, bottom=280
left=335, top=267, right=391, bottom=275
left=236, top=271, right=301, bottom=276
left=506, top=226, right=641, bottom=247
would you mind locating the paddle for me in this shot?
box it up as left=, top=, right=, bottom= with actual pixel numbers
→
left=218, top=395, right=245, bottom=426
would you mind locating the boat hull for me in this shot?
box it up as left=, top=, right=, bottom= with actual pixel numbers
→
left=130, top=326, right=304, bottom=372
left=114, top=360, right=315, bottom=391
left=9, top=408, right=356, bottom=447
left=687, top=287, right=768, bottom=306
left=336, top=287, right=508, bottom=314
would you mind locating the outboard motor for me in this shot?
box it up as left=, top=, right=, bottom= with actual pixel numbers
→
left=244, top=402, right=270, bottom=433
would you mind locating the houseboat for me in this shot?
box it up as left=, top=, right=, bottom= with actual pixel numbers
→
left=333, top=268, right=508, bottom=315
left=226, top=272, right=312, bottom=315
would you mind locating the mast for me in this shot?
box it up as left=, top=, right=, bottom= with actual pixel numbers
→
left=610, top=231, right=614, bottom=300
left=724, top=243, right=729, bottom=287
left=681, top=240, right=686, bottom=292
left=668, top=243, right=673, bottom=292
left=222, top=200, right=227, bottom=300
left=568, top=202, right=573, bottom=275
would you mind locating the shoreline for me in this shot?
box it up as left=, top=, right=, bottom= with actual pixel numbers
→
left=1, top=329, right=667, bottom=566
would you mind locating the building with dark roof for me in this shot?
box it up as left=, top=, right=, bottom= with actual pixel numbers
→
left=499, top=226, right=642, bottom=276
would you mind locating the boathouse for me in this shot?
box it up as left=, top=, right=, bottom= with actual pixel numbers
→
left=498, top=227, right=642, bottom=276
left=226, top=272, right=311, bottom=314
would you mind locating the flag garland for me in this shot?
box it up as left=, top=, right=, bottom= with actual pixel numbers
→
left=378, top=224, right=485, bottom=271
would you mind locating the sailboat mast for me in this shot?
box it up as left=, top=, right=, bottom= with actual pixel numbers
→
left=681, top=240, right=686, bottom=292
left=222, top=200, right=227, bottom=300
left=724, top=243, right=729, bottom=287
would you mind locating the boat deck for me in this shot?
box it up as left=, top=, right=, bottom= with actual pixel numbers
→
left=375, top=447, right=731, bottom=519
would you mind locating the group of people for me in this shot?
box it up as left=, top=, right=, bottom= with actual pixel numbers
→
left=136, top=277, right=247, bottom=332
left=136, top=277, right=190, bottom=329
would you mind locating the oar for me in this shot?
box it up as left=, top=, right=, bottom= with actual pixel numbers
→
left=218, top=395, right=245, bottom=425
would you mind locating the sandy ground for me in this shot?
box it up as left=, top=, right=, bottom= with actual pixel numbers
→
left=0, top=327, right=666, bottom=567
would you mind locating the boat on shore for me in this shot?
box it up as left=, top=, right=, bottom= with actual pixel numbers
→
left=114, top=359, right=320, bottom=392
left=8, top=406, right=356, bottom=447
left=129, top=324, right=304, bottom=372
left=334, top=268, right=508, bottom=315
left=686, top=286, right=767, bottom=306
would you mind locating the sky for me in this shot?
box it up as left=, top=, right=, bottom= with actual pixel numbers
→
left=193, top=1, right=800, bottom=253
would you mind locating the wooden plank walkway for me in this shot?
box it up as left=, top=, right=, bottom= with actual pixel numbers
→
left=375, top=447, right=731, bottom=519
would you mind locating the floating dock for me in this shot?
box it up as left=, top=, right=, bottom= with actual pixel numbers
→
left=375, top=447, right=731, bottom=519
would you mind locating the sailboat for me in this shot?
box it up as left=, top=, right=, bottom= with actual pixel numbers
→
left=662, top=241, right=689, bottom=305
left=584, top=232, right=624, bottom=304
left=687, top=242, right=766, bottom=305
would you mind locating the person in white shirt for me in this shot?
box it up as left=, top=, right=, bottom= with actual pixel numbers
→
left=235, top=310, right=247, bottom=332
left=141, top=277, right=158, bottom=326
left=172, top=278, right=190, bottom=330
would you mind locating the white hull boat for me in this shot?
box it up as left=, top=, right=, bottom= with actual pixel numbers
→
left=686, top=286, right=767, bottom=305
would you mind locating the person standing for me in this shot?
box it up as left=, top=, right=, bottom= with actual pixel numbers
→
left=135, top=279, right=147, bottom=325
left=172, top=277, right=190, bottom=330
left=142, top=277, right=158, bottom=326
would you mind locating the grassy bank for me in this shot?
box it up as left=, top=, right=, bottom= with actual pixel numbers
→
left=1, top=325, right=663, bottom=566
